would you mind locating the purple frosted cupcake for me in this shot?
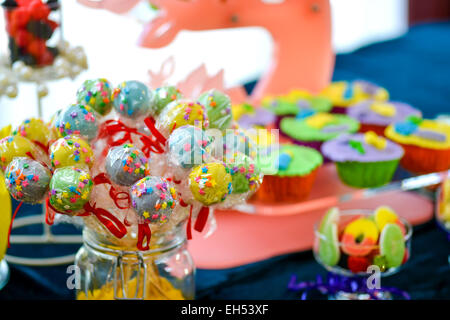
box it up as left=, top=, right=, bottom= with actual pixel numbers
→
left=348, top=100, right=422, bottom=136
left=321, top=132, right=404, bottom=188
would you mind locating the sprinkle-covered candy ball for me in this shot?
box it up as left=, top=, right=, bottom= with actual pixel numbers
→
left=112, top=80, right=152, bottom=119
left=55, top=104, right=100, bottom=142
left=4, top=157, right=51, bottom=204
left=49, top=167, right=93, bottom=214
left=226, top=153, right=262, bottom=194
left=13, top=118, right=53, bottom=149
left=158, top=100, right=209, bottom=135
left=0, top=135, right=37, bottom=171
left=76, top=78, right=113, bottom=116
left=189, top=163, right=232, bottom=206
left=49, top=136, right=94, bottom=170
left=130, top=176, right=177, bottom=224
left=105, top=144, right=150, bottom=186
left=150, top=86, right=183, bottom=116
left=198, top=89, right=233, bottom=131
left=223, top=129, right=255, bottom=160
left=168, top=125, right=212, bottom=169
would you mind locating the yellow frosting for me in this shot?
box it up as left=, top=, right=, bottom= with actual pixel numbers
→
left=189, top=163, right=232, bottom=206
left=305, top=113, right=336, bottom=129
left=320, top=81, right=389, bottom=107
left=370, top=102, right=396, bottom=117
left=0, top=135, right=37, bottom=171
left=385, top=120, right=450, bottom=149
left=164, top=102, right=208, bottom=133
left=50, top=136, right=94, bottom=169
left=364, top=131, right=387, bottom=149
left=14, top=118, right=53, bottom=147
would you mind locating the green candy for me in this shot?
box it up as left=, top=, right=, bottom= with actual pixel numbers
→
left=318, top=207, right=340, bottom=267
left=349, top=140, right=365, bottom=154
left=150, top=86, right=183, bottom=115
left=373, top=255, right=388, bottom=272
left=226, top=153, right=262, bottom=194
left=198, top=89, right=233, bottom=131
left=76, top=78, right=113, bottom=116
left=49, top=167, right=93, bottom=214
left=379, top=223, right=406, bottom=269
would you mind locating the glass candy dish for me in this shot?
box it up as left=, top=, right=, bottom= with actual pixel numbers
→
left=312, top=208, right=412, bottom=300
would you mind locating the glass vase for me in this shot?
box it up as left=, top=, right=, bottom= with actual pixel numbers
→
left=74, top=220, right=195, bottom=300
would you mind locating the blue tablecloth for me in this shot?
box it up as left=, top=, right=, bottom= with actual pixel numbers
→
left=1, top=22, right=450, bottom=300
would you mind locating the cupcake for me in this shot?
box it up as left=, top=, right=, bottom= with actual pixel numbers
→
left=280, top=112, right=360, bottom=155
left=321, top=80, right=389, bottom=114
left=262, top=89, right=332, bottom=128
left=385, top=117, right=450, bottom=174
left=321, top=132, right=404, bottom=188
left=253, top=144, right=323, bottom=203
left=348, top=100, right=422, bottom=136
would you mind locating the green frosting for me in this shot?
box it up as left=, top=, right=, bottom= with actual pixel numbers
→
left=226, top=153, right=262, bottom=194
left=258, top=144, right=323, bottom=177
left=76, top=79, right=113, bottom=116
left=280, top=115, right=360, bottom=142
left=49, top=167, right=93, bottom=213
left=263, top=96, right=332, bottom=116
left=150, top=86, right=183, bottom=115
left=198, top=89, right=233, bottom=131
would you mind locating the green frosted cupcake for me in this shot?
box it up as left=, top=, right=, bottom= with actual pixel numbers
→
left=254, top=144, right=323, bottom=203
left=198, top=89, right=233, bottom=131
left=280, top=112, right=360, bottom=154
left=150, top=86, right=183, bottom=116
left=321, top=132, right=404, bottom=188
left=262, top=90, right=332, bottom=117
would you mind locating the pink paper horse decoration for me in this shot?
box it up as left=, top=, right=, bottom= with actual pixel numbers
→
left=78, top=0, right=334, bottom=101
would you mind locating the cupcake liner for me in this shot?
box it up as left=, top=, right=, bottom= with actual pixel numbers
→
left=399, top=143, right=450, bottom=175
left=331, top=106, right=348, bottom=114
left=252, top=167, right=319, bottom=203
left=335, top=160, right=400, bottom=188
left=359, top=123, right=387, bottom=136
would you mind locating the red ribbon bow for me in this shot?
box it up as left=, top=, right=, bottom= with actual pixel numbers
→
left=97, top=117, right=167, bottom=158
left=93, top=173, right=131, bottom=210
left=137, top=223, right=152, bottom=251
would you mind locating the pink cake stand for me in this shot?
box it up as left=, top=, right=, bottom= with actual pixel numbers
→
left=188, top=164, right=435, bottom=269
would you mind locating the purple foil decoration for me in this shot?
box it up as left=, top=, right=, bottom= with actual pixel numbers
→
left=288, top=273, right=410, bottom=300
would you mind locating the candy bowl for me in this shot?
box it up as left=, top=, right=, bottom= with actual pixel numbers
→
left=311, top=207, right=412, bottom=300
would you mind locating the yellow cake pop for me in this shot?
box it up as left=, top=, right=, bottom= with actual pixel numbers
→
left=189, top=163, right=232, bottom=206
left=49, top=135, right=94, bottom=170
left=158, top=101, right=209, bottom=135
left=13, top=118, right=53, bottom=149
left=0, top=135, right=37, bottom=171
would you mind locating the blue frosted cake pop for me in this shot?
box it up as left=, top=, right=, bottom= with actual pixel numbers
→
left=168, top=125, right=212, bottom=169
left=130, top=176, right=177, bottom=224
left=112, top=80, right=152, bottom=119
left=4, top=157, right=51, bottom=204
left=55, top=104, right=100, bottom=142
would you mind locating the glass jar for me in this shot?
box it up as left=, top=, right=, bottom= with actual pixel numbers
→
left=0, top=259, right=9, bottom=290
left=75, top=221, right=195, bottom=300
left=2, top=0, right=63, bottom=67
